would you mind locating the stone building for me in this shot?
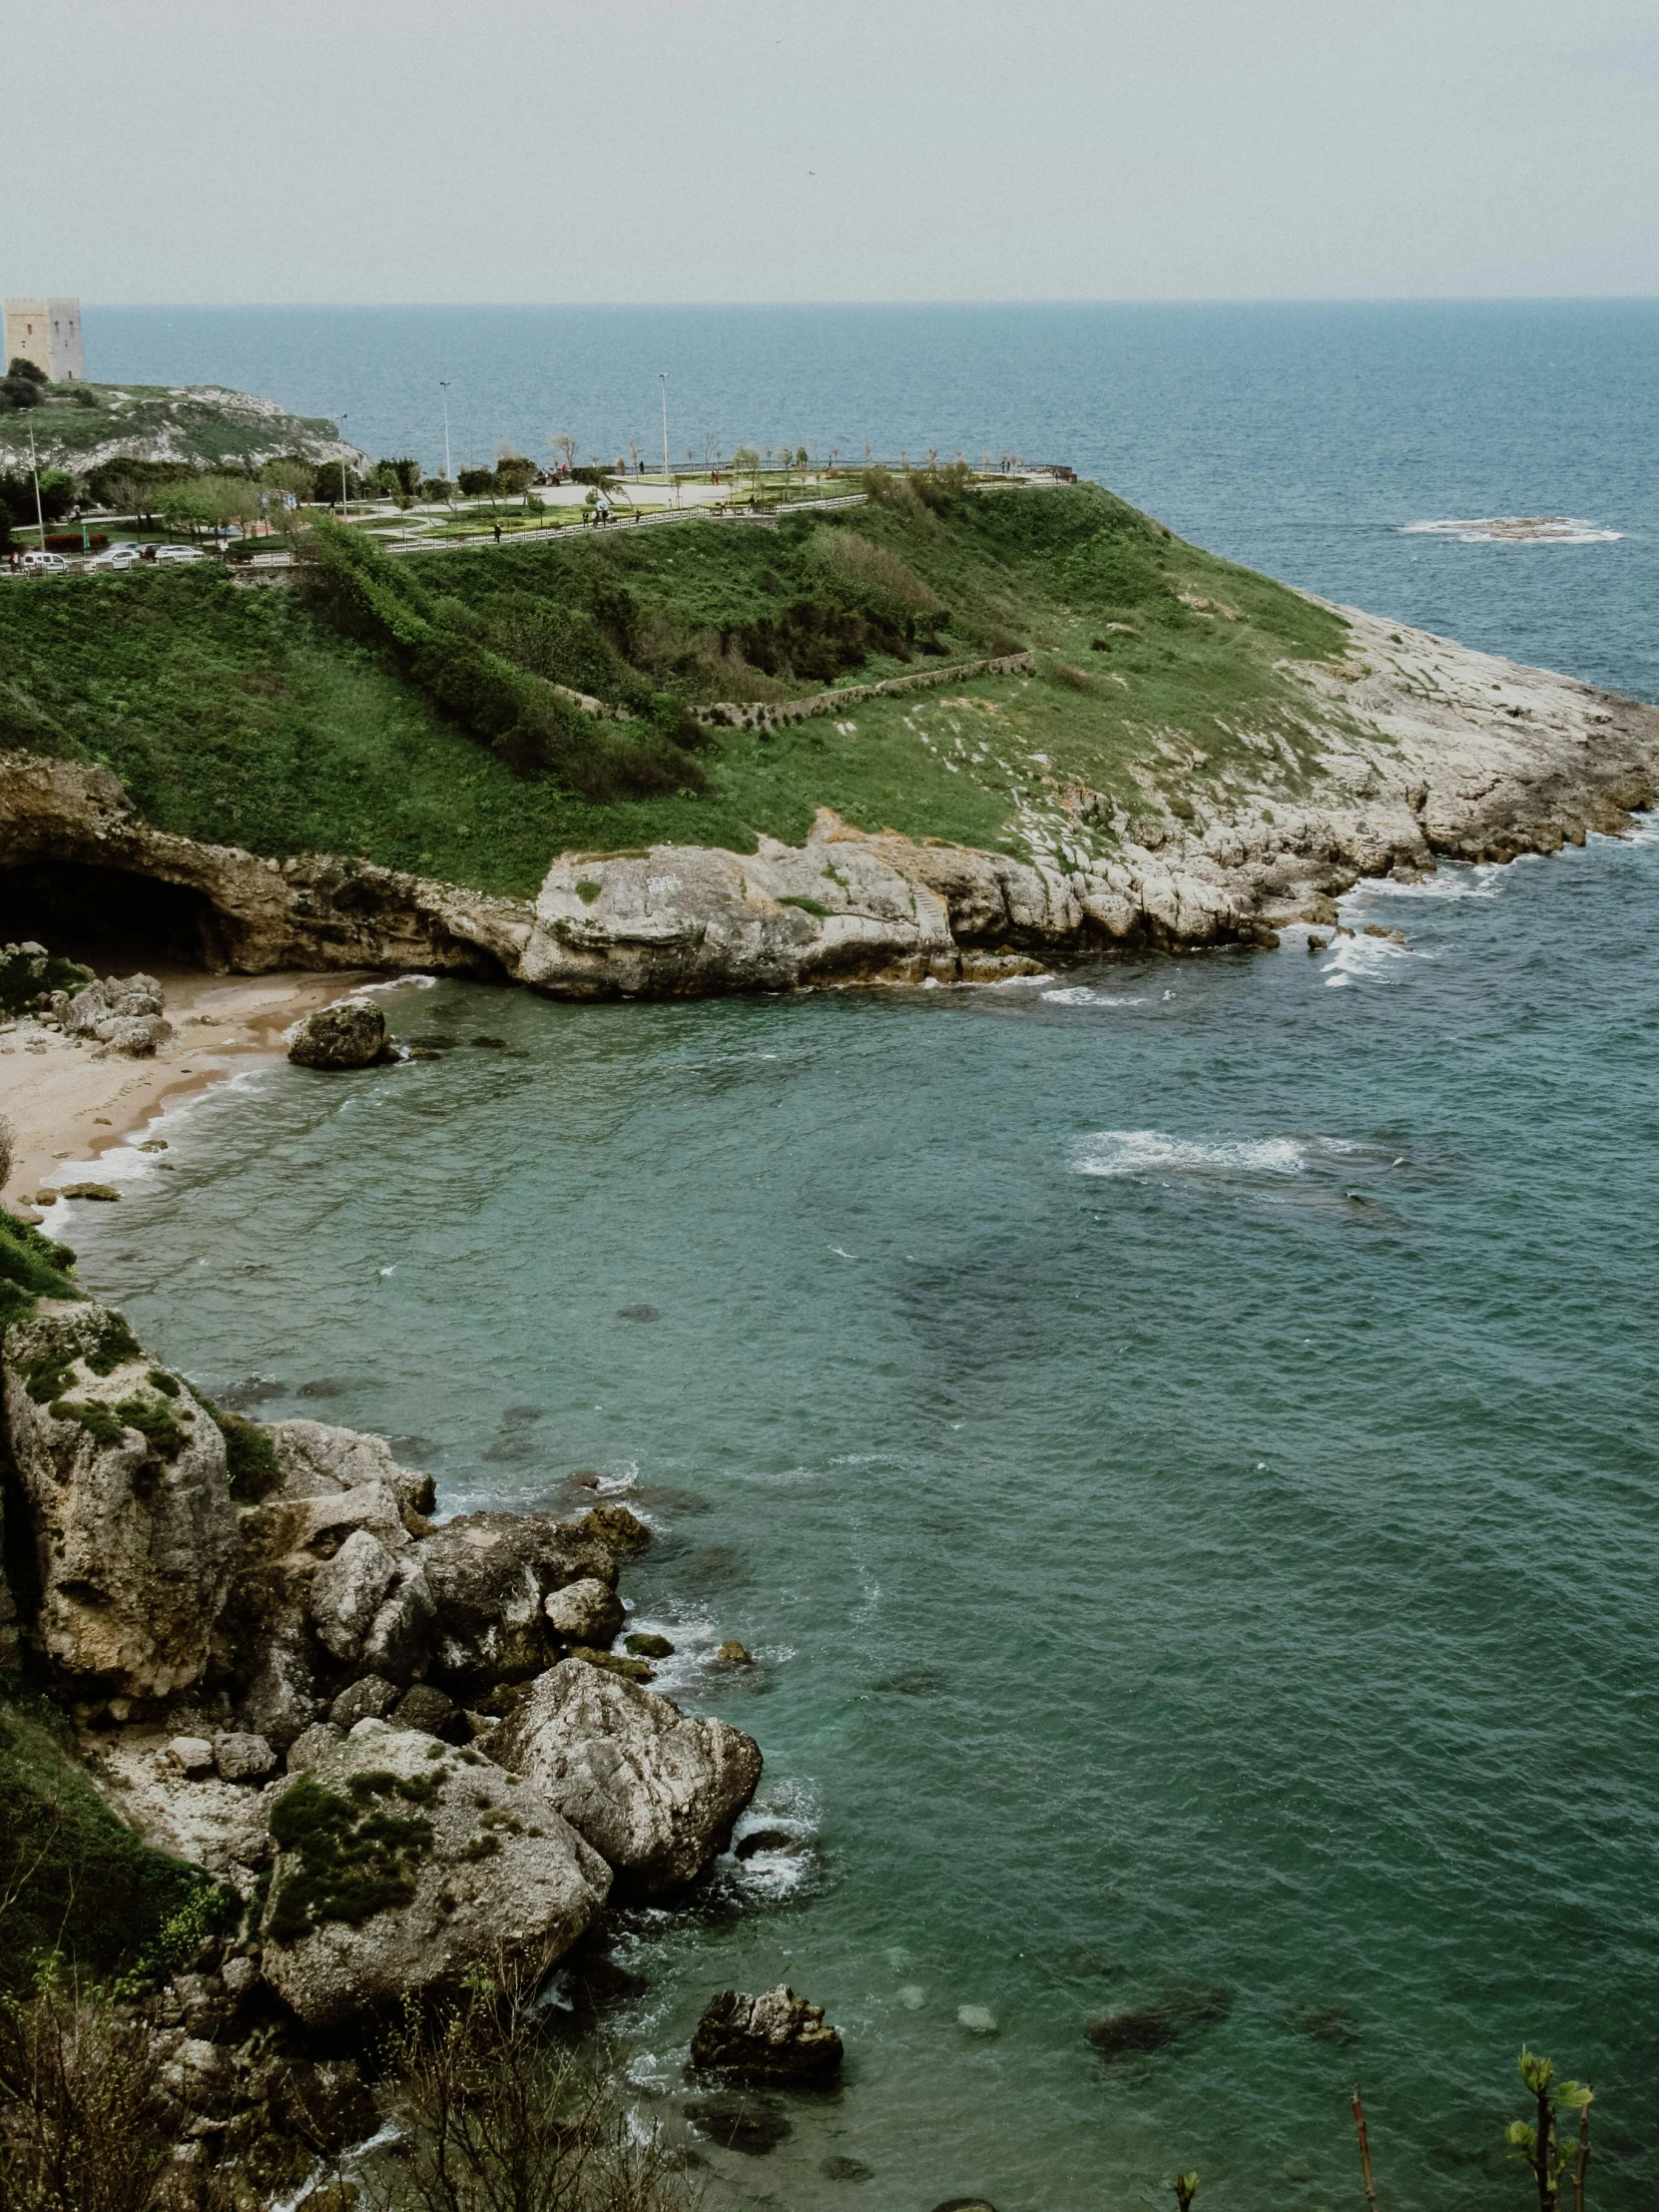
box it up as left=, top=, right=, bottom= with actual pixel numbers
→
left=4, top=297, right=86, bottom=381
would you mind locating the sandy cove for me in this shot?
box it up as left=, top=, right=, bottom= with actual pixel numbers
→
left=0, top=965, right=371, bottom=1210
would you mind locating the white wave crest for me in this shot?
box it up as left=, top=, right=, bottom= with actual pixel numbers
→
left=1041, top=986, right=1149, bottom=1007
left=1073, top=1130, right=1313, bottom=1179
left=1400, top=516, right=1622, bottom=545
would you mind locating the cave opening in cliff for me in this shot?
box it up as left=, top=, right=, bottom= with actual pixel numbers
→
left=0, top=862, right=233, bottom=973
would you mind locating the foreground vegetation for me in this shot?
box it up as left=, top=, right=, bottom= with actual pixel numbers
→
left=0, top=480, right=1350, bottom=895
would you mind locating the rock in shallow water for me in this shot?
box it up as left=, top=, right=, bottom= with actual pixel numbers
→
left=545, top=1575, right=625, bottom=1647
left=488, top=1659, right=761, bottom=1895
left=690, top=1984, right=843, bottom=2080
left=286, top=1000, right=387, bottom=1070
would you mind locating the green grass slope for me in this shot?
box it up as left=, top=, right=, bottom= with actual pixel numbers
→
left=0, top=484, right=1350, bottom=895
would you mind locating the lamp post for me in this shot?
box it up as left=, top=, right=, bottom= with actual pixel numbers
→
left=659, top=372, right=674, bottom=508
left=338, top=416, right=350, bottom=519
left=28, top=425, right=46, bottom=556
left=439, top=381, right=452, bottom=481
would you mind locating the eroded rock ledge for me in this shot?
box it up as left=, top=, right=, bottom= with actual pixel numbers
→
left=5, top=602, right=1656, bottom=995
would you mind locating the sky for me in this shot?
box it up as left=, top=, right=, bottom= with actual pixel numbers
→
left=7, top=0, right=1659, bottom=303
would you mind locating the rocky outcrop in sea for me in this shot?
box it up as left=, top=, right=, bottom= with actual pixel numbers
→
left=0, top=1277, right=768, bottom=2170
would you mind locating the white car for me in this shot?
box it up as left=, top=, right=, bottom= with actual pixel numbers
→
left=152, top=544, right=205, bottom=565
left=86, top=545, right=146, bottom=571
left=17, top=550, right=69, bottom=575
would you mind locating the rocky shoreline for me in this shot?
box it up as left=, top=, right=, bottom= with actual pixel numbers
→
left=5, top=602, right=1657, bottom=1001
left=0, top=1237, right=832, bottom=2190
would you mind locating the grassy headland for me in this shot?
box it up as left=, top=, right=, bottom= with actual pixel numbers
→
left=0, top=380, right=357, bottom=476
left=0, top=482, right=1349, bottom=895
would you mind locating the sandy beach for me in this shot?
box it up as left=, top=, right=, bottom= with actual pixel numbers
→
left=0, top=964, right=374, bottom=1214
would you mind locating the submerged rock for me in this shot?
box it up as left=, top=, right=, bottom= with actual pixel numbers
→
left=682, top=2098, right=793, bottom=2156
left=260, top=1718, right=610, bottom=2030
left=489, top=1659, right=762, bottom=1895
left=286, top=1000, right=387, bottom=1070
left=1085, top=1981, right=1233, bottom=2057
left=690, top=1985, right=843, bottom=2080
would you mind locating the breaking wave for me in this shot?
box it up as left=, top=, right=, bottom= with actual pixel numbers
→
left=1071, top=1131, right=1362, bottom=1180
left=1400, top=516, right=1622, bottom=545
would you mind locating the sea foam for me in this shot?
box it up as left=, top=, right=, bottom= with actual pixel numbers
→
left=1400, top=516, right=1622, bottom=545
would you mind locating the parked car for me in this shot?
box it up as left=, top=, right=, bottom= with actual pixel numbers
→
left=151, top=545, right=205, bottom=565
left=18, top=550, right=70, bottom=575
left=86, top=544, right=146, bottom=570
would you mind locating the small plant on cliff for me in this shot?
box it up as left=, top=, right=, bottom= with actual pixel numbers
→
left=265, top=1773, right=436, bottom=1945
left=191, top=1393, right=279, bottom=1500
left=1507, top=2047, right=1593, bottom=2210
left=0, top=1213, right=79, bottom=1333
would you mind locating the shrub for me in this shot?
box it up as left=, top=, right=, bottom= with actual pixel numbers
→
left=367, top=1969, right=694, bottom=2212
left=811, top=527, right=946, bottom=616
left=0, top=1980, right=175, bottom=2212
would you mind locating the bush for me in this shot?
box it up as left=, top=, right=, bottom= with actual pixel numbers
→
left=0, top=1981, right=176, bottom=2212
left=456, top=468, right=497, bottom=497
left=366, top=1969, right=693, bottom=2212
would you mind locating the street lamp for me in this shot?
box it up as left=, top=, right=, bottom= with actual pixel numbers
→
left=27, top=426, right=46, bottom=556
left=337, top=416, right=350, bottom=520
left=659, top=372, right=675, bottom=508
left=439, top=381, right=452, bottom=481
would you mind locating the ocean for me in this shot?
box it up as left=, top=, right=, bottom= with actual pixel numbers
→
left=65, top=302, right=1659, bottom=2209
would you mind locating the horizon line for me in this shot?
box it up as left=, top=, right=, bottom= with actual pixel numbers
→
left=65, top=292, right=1659, bottom=312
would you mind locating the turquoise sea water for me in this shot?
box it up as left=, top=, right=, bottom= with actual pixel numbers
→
left=62, top=305, right=1659, bottom=2208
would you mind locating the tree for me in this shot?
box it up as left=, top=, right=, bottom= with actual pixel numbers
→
left=259, top=456, right=313, bottom=499
left=550, top=433, right=578, bottom=474
left=6, top=357, right=46, bottom=385
left=1507, top=2048, right=1593, bottom=2211
left=494, top=455, right=536, bottom=496
left=157, top=472, right=259, bottom=542
left=456, top=466, right=497, bottom=497
left=0, top=374, right=41, bottom=413
left=311, top=460, right=365, bottom=507
left=372, top=456, right=422, bottom=508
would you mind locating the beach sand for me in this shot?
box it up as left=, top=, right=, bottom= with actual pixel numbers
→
left=0, top=964, right=375, bottom=1213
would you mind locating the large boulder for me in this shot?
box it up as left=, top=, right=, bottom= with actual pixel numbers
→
left=545, top=1576, right=624, bottom=1648
left=416, top=1511, right=617, bottom=1691
left=224, top=1422, right=438, bottom=1736
left=691, top=1986, right=843, bottom=2080
left=2, top=1303, right=238, bottom=1700
left=260, top=1717, right=609, bottom=2029
left=60, top=971, right=172, bottom=1056
left=488, top=1661, right=762, bottom=1895
left=286, top=1000, right=387, bottom=1070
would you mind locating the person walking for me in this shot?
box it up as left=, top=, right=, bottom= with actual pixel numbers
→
left=492, top=521, right=502, bottom=544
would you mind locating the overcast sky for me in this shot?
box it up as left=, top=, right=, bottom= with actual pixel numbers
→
left=8, top=0, right=1659, bottom=302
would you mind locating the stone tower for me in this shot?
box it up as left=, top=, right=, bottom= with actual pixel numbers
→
left=4, top=298, right=86, bottom=381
